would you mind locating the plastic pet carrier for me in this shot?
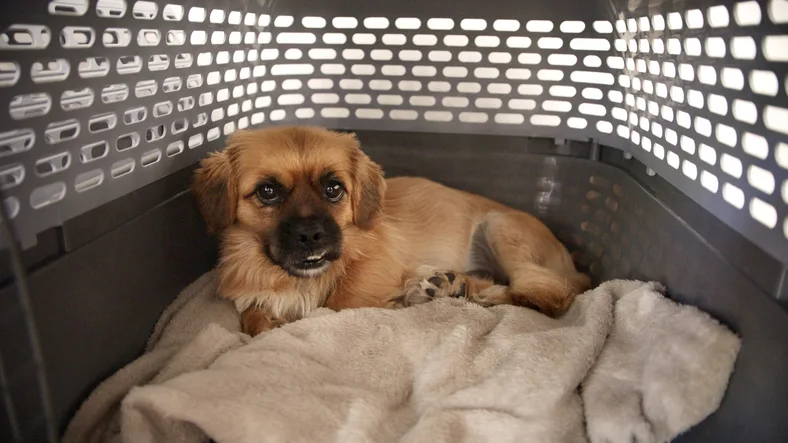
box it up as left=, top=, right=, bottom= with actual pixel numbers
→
left=0, top=0, right=786, bottom=441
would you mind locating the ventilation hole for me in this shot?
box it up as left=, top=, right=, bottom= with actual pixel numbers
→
left=412, top=34, right=437, bottom=46
left=185, top=134, right=202, bottom=149
left=424, top=111, right=453, bottom=121
left=485, top=113, right=518, bottom=125
left=666, top=150, right=680, bottom=169
left=208, top=9, right=225, bottom=24
left=742, top=132, right=768, bottom=159
left=487, top=83, right=511, bottom=94
left=412, top=96, right=438, bottom=106
left=0, top=61, right=20, bottom=87
left=770, top=0, right=788, bottom=23
left=153, top=101, right=172, bottom=118
left=764, top=106, right=788, bottom=135
left=750, top=70, right=779, bottom=96
left=474, top=67, right=499, bottom=79
left=398, top=80, right=422, bottom=91
left=321, top=107, right=350, bottom=118
left=444, top=35, right=469, bottom=47
left=720, top=153, right=743, bottom=178
left=271, top=64, right=314, bottom=76
left=123, top=106, right=147, bottom=125
left=548, top=54, right=577, bottom=66
left=110, top=158, right=134, bottom=178
left=440, top=97, right=469, bottom=108
left=427, top=18, right=453, bottom=30
left=475, top=36, right=500, bottom=47
left=531, top=115, right=561, bottom=126
left=59, top=26, right=95, bottom=49
left=538, top=37, right=563, bottom=49
left=537, top=69, right=563, bottom=81
left=457, top=82, right=481, bottom=93
left=141, top=148, right=161, bottom=167
left=582, top=88, right=603, bottom=100
left=749, top=198, right=777, bottom=227
left=131, top=1, right=157, bottom=19
left=145, top=124, right=165, bottom=142
left=705, top=6, right=729, bottom=28
left=210, top=107, right=224, bottom=122
left=78, top=141, right=108, bottom=164
left=274, top=16, right=294, bottom=27
left=549, top=86, right=577, bottom=98
left=31, top=182, right=66, bottom=209
left=116, top=55, right=142, bottom=75
left=747, top=165, right=776, bottom=195
left=175, top=53, right=193, bottom=69
left=542, top=100, right=572, bottom=112
left=355, top=108, right=383, bottom=119
left=428, top=50, right=452, bottom=62
left=459, top=51, right=482, bottom=63
left=735, top=1, right=762, bottom=25
left=459, top=18, right=486, bottom=31
left=199, top=92, right=213, bottom=107
left=501, top=37, right=531, bottom=50
left=702, top=37, right=726, bottom=58
left=371, top=49, right=393, bottom=60
left=475, top=98, right=501, bottom=109
left=8, top=92, right=51, bottom=120
left=0, top=129, right=34, bottom=160
left=115, top=132, right=139, bottom=151
left=1, top=24, right=51, bottom=49
left=0, top=162, right=24, bottom=189
left=597, top=121, right=613, bottom=133
left=339, top=79, right=363, bottom=90
left=570, top=71, right=614, bottom=85
left=332, top=17, right=357, bottom=28
left=517, top=84, right=543, bottom=96
left=134, top=79, right=157, bottom=98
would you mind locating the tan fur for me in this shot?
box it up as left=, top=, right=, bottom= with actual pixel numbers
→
left=192, top=126, right=590, bottom=335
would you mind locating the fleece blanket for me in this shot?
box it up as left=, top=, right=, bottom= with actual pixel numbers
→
left=64, top=271, right=740, bottom=443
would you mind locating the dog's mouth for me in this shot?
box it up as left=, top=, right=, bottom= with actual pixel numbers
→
left=299, top=252, right=328, bottom=269
left=285, top=249, right=341, bottom=278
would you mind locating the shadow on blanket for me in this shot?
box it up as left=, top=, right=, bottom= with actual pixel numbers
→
left=64, top=271, right=739, bottom=443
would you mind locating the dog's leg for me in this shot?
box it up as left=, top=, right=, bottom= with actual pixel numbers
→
left=478, top=211, right=591, bottom=317
left=388, top=266, right=511, bottom=308
left=242, top=306, right=286, bottom=336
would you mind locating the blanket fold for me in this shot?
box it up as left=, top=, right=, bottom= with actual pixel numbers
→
left=63, top=273, right=739, bottom=443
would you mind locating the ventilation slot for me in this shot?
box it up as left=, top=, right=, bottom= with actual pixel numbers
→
left=35, top=152, right=70, bottom=177
left=61, top=88, right=94, bottom=110
left=116, top=132, right=140, bottom=151
left=31, top=59, right=70, bottom=83
left=0, top=164, right=25, bottom=190
left=141, top=149, right=161, bottom=167
left=88, top=113, right=117, bottom=133
left=75, top=169, right=104, bottom=193
left=45, top=119, right=79, bottom=144
left=31, top=182, right=66, bottom=209
left=80, top=141, right=109, bottom=163
left=0, top=129, right=35, bottom=158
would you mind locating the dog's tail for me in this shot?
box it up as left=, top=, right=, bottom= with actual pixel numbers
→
left=509, top=264, right=592, bottom=318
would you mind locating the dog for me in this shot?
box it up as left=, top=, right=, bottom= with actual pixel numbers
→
left=192, top=126, right=590, bottom=336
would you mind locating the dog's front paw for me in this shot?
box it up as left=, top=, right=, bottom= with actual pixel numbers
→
left=389, top=270, right=468, bottom=308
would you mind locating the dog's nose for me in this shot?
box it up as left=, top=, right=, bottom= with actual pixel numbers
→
left=293, top=218, right=326, bottom=247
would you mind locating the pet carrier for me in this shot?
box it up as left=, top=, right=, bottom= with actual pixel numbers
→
left=0, top=0, right=786, bottom=441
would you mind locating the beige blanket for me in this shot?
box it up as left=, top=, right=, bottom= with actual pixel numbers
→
left=64, top=272, right=740, bottom=443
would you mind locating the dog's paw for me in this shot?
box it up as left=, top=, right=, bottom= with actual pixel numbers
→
left=390, top=270, right=468, bottom=308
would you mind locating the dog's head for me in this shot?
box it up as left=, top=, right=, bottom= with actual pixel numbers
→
left=192, top=126, right=385, bottom=278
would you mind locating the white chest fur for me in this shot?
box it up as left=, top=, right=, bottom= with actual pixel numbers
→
left=232, top=283, right=328, bottom=322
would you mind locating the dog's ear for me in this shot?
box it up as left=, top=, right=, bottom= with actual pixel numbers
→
left=348, top=135, right=386, bottom=230
left=192, top=150, right=237, bottom=234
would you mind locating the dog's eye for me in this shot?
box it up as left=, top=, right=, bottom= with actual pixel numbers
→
left=324, top=180, right=345, bottom=202
left=255, top=184, right=280, bottom=205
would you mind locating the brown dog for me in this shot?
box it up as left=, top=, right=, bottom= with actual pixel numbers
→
left=193, top=126, right=590, bottom=336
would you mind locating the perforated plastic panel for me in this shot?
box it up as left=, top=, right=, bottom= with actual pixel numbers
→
left=0, top=0, right=786, bottom=263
